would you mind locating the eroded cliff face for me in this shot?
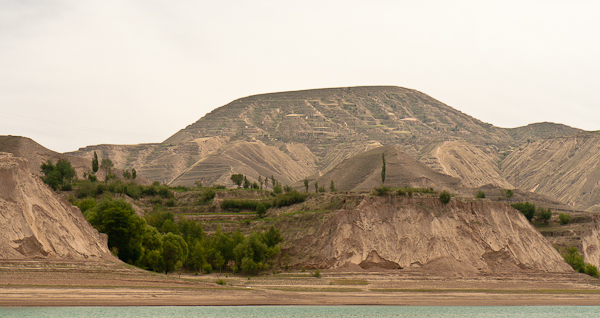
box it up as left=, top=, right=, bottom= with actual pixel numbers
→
left=0, top=153, right=114, bottom=261
left=582, top=217, right=600, bottom=269
left=286, top=196, right=572, bottom=275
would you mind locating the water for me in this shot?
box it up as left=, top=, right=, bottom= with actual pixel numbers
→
left=1, top=306, right=599, bottom=318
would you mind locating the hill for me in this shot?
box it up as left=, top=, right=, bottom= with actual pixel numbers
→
left=304, top=145, right=460, bottom=192
left=0, top=152, right=115, bottom=261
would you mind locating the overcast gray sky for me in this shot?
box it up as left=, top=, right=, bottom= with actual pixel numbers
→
left=1, top=0, right=598, bottom=152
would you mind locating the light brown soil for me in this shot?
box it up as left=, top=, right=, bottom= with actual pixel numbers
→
left=1, top=261, right=599, bottom=306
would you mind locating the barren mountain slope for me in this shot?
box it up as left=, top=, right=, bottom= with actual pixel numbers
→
left=506, top=122, right=583, bottom=144
left=0, top=153, right=115, bottom=261
left=307, top=145, right=460, bottom=192
left=0, top=136, right=91, bottom=179
left=70, top=136, right=227, bottom=184
left=281, top=195, right=572, bottom=274
left=502, top=133, right=600, bottom=211
left=420, top=140, right=513, bottom=189
left=164, top=86, right=513, bottom=168
left=169, top=140, right=318, bottom=187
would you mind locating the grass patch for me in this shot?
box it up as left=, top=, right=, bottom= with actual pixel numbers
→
left=329, top=279, right=369, bottom=285
left=269, top=287, right=363, bottom=292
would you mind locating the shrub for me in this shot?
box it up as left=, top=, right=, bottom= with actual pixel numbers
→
left=511, top=202, right=536, bottom=221
left=212, top=184, right=226, bottom=189
left=202, top=263, right=213, bottom=273
left=198, top=189, right=216, bottom=204
left=584, top=263, right=600, bottom=278
left=475, top=190, right=485, bottom=199
left=221, top=199, right=267, bottom=211
left=372, top=186, right=391, bottom=196
left=559, top=213, right=572, bottom=225
left=273, top=183, right=283, bottom=194
left=256, top=203, right=267, bottom=218
left=313, top=269, right=321, bottom=278
left=562, top=247, right=585, bottom=273
left=216, top=279, right=226, bottom=285
left=439, top=191, right=451, bottom=204
left=273, top=191, right=306, bottom=208
left=536, top=207, right=552, bottom=224
left=165, top=198, right=176, bottom=207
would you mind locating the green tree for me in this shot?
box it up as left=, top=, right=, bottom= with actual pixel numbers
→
left=243, top=176, right=250, bottom=189
left=381, top=153, right=386, bottom=184
left=230, top=174, right=244, bottom=188
left=87, top=197, right=145, bottom=264
left=271, top=175, right=276, bottom=189
left=511, top=202, right=536, bottom=222
left=92, top=151, right=99, bottom=174
left=100, top=158, right=114, bottom=183
left=256, top=203, right=267, bottom=218
left=304, top=178, right=309, bottom=192
left=258, top=176, right=263, bottom=189
left=162, top=233, right=188, bottom=274
left=131, top=168, right=137, bottom=180
left=123, top=169, right=132, bottom=180
left=330, top=180, right=336, bottom=192
left=536, top=207, right=552, bottom=224
left=40, top=159, right=76, bottom=190
left=559, top=212, right=571, bottom=225
left=273, top=182, right=283, bottom=194
left=475, top=190, right=486, bottom=199
left=314, top=181, right=319, bottom=194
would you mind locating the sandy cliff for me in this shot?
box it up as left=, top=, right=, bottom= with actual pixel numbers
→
left=582, top=217, right=600, bottom=269
left=0, top=152, right=114, bottom=261
left=285, top=196, right=572, bottom=274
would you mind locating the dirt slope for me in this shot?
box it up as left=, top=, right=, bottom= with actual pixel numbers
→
left=0, top=135, right=91, bottom=179
left=582, top=217, right=600, bottom=269
left=308, top=145, right=460, bottom=192
left=0, top=152, right=115, bottom=261
left=501, top=133, right=600, bottom=211
left=282, top=196, right=572, bottom=274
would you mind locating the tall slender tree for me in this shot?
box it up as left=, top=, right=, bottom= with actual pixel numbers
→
left=92, top=151, right=99, bottom=174
left=381, top=153, right=386, bottom=184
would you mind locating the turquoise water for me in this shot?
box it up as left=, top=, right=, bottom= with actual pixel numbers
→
left=1, top=306, right=600, bottom=317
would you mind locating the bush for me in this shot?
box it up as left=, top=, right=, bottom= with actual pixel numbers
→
left=221, top=199, right=262, bottom=211
left=511, top=202, right=536, bottom=221
left=439, top=191, right=451, bottom=204
left=212, top=184, right=226, bottom=189
left=256, top=203, right=267, bottom=218
left=584, top=263, right=600, bottom=278
left=372, top=186, right=391, bottom=196
left=273, top=191, right=306, bottom=207
left=202, top=263, right=213, bottom=274
left=198, top=189, right=216, bottom=204
left=562, top=247, right=585, bottom=273
left=313, top=269, right=321, bottom=278
left=216, top=279, right=226, bottom=285
left=165, top=198, right=176, bottom=207
left=536, top=207, right=552, bottom=224
left=475, top=190, right=485, bottom=199
left=559, top=213, right=572, bottom=225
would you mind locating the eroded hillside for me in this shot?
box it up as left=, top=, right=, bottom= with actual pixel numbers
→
left=0, top=152, right=115, bottom=261
left=276, top=195, right=572, bottom=274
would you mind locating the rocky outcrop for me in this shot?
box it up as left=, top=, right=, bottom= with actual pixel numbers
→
left=287, top=196, right=572, bottom=274
left=0, top=153, right=114, bottom=261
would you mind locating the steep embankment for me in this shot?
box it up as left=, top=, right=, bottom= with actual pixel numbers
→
left=582, top=217, right=600, bottom=269
left=502, top=133, right=600, bottom=211
left=280, top=195, right=572, bottom=275
left=0, top=152, right=114, bottom=261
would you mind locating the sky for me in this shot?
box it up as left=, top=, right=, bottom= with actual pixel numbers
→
left=1, top=0, right=599, bottom=153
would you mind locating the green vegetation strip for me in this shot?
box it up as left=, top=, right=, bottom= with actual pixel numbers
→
left=329, top=279, right=369, bottom=285
left=0, top=284, right=250, bottom=291
left=268, top=287, right=363, bottom=292
left=369, top=288, right=600, bottom=294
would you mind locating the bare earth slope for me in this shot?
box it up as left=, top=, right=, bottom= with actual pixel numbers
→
left=0, top=136, right=91, bottom=179
left=282, top=196, right=572, bottom=274
left=308, top=145, right=461, bottom=192
left=0, top=152, right=114, bottom=261
left=502, top=133, right=600, bottom=211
